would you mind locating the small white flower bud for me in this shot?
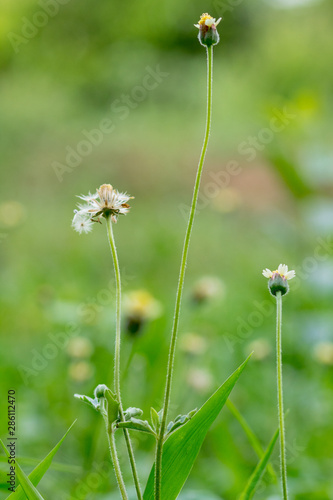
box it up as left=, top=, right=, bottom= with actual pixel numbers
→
left=262, top=264, right=296, bottom=297
left=194, top=13, right=221, bottom=47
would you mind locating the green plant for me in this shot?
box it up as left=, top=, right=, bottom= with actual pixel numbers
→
left=1, top=13, right=290, bottom=500
left=263, top=263, right=296, bottom=500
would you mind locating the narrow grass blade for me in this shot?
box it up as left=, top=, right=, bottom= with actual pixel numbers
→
left=227, top=400, right=277, bottom=482
left=1, top=421, right=76, bottom=499
left=238, top=428, right=279, bottom=500
left=143, top=356, right=251, bottom=500
left=1, top=439, right=44, bottom=498
left=14, top=462, right=45, bottom=500
left=0, top=456, right=80, bottom=474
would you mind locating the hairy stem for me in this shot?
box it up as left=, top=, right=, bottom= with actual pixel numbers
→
left=276, top=291, right=288, bottom=499
left=154, top=45, right=214, bottom=500
left=106, top=216, right=143, bottom=500
left=105, top=420, right=128, bottom=500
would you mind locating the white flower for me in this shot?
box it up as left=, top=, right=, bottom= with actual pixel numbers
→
left=194, top=13, right=221, bottom=29
left=205, top=17, right=221, bottom=27
left=72, top=184, right=133, bottom=232
left=194, top=13, right=222, bottom=47
left=262, top=264, right=296, bottom=280
left=72, top=213, right=94, bottom=234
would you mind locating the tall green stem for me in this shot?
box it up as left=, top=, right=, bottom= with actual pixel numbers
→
left=276, top=291, right=288, bottom=500
left=105, top=419, right=128, bottom=500
left=106, top=216, right=143, bottom=500
left=106, top=217, right=122, bottom=401
left=154, top=45, right=214, bottom=500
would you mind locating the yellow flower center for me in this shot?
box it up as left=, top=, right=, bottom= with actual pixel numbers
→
left=273, top=270, right=285, bottom=278
left=198, top=13, right=214, bottom=26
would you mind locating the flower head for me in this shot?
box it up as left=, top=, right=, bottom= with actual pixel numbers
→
left=195, top=13, right=221, bottom=47
left=262, top=263, right=296, bottom=296
left=191, top=276, right=225, bottom=304
left=123, top=289, right=163, bottom=335
left=72, top=184, right=133, bottom=233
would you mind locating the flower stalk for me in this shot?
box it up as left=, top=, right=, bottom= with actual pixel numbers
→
left=263, top=264, right=295, bottom=500
left=154, top=40, right=215, bottom=500
left=276, top=291, right=288, bottom=500
left=106, top=216, right=122, bottom=402
left=106, top=215, right=143, bottom=500
left=105, top=421, right=129, bottom=500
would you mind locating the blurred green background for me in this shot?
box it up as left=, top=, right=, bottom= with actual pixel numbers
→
left=1, top=0, right=333, bottom=498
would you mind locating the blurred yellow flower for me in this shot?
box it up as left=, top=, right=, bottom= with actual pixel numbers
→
left=180, top=332, right=207, bottom=356
left=68, top=361, right=94, bottom=382
left=187, top=368, right=213, bottom=393
left=66, top=337, right=94, bottom=359
left=0, top=201, right=26, bottom=227
left=314, top=342, right=333, bottom=365
left=246, top=338, right=272, bottom=361
left=123, top=289, right=162, bottom=335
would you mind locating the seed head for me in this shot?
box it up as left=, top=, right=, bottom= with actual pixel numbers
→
left=72, top=184, right=133, bottom=233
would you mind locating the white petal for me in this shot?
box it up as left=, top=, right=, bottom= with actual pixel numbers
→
left=285, top=270, right=296, bottom=280
left=119, top=207, right=129, bottom=215
left=194, top=24, right=200, bottom=29
left=278, top=264, right=288, bottom=276
left=116, top=191, right=131, bottom=203
left=76, top=204, right=91, bottom=213
left=77, top=192, right=98, bottom=201
left=205, top=18, right=215, bottom=27
left=215, top=17, right=222, bottom=26
left=262, top=269, right=273, bottom=278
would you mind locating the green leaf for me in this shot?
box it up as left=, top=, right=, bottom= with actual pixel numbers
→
left=179, top=491, right=221, bottom=500
left=143, top=356, right=250, bottom=500
left=117, top=418, right=155, bottom=436
left=14, top=462, right=45, bottom=500
left=74, top=393, right=102, bottom=412
left=150, top=407, right=160, bottom=433
left=0, top=444, right=45, bottom=500
left=226, top=399, right=277, bottom=483
left=166, top=409, right=197, bottom=436
left=0, top=456, right=80, bottom=473
left=238, top=428, right=279, bottom=500
left=105, top=390, right=120, bottom=423
left=4, top=421, right=76, bottom=500
left=122, top=407, right=143, bottom=420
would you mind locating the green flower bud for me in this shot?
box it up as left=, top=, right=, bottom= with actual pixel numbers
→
left=268, top=274, right=289, bottom=297
left=262, top=264, right=296, bottom=297
left=94, top=384, right=108, bottom=399
left=194, top=13, right=221, bottom=47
